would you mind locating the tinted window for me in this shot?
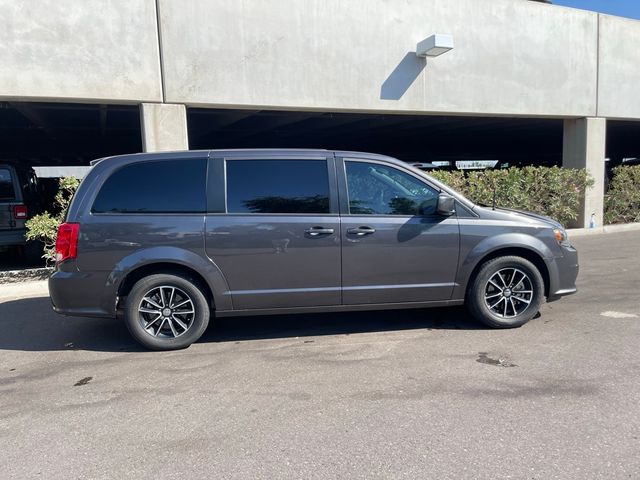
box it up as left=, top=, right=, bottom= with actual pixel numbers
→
left=0, top=168, right=16, bottom=200
left=346, top=161, right=439, bottom=215
left=92, top=159, right=207, bottom=213
left=226, top=160, right=330, bottom=214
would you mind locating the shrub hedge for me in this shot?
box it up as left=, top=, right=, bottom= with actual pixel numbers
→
left=429, top=166, right=592, bottom=227
left=604, top=165, right=640, bottom=225
left=25, top=177, right=79, bottom=264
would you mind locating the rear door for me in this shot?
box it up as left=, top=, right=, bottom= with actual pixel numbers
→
left=0, top=166, right=19, bottom=230
left=338, top=157, right=460, bottom=305
left=204, top=154, right=341, bottom=310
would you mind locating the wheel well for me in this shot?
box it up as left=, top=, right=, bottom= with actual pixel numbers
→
left=468, top=247, right=550, bottom=298
left=117, top=263, right=214, bottom=308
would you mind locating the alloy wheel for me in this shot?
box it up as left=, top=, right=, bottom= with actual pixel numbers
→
left=137, top=286, right=195, bottom=338
left=484, top=268, right=534, bottom=319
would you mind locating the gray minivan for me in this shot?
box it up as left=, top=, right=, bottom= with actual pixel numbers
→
left=49, top=149, right=578, bottom=350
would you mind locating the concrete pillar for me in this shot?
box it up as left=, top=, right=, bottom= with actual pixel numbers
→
left=562, top=117, right=606, bottom=229
left=140, top=103, right=189, bottom=152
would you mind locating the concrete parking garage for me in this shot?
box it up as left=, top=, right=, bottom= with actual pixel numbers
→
left=3, top=0, right=640, bottom=228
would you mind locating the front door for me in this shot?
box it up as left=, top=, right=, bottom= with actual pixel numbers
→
left=338, top=158, right=460, bottom=305
left=205, top=155, right=341, bottom=310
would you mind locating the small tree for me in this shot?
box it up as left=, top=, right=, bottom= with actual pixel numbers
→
left=25, top=177, right=80, bottom=265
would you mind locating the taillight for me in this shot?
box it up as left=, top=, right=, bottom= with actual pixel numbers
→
left=13, top=205, right=28, bottom=219
left=55, top=223, right=80, bottom=264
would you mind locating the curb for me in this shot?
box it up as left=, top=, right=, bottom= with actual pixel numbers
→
left=0, top=280, right=50, bottom=302
left=567, top=222, right=640, bottom=237
left=0, top=267, right=53, bottom=285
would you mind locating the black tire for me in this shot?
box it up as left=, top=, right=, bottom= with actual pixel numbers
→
left=124, top=273, right=210, bottom=350
left=466, top=256, right=544, bottom=329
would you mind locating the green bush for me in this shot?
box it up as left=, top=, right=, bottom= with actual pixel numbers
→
left=25, top=177, right=80, bottom=264
left=604, top=165, right=640, bottom=225
left=429, top=169, right=466, bottom=192
left=429, top=166, right=592, bottom=227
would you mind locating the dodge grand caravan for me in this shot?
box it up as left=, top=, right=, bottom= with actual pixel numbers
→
left=49, top=149, right=578, bottom=350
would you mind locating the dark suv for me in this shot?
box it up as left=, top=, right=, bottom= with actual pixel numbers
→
left=0, top=162, right=43, bottom=261
left=49, top=150, right=578, bottom=350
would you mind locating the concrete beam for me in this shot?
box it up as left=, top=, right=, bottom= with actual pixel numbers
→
left=158, top=0, right=598, bottom=117
left=0, top=0, right=162, bottom=103
left=562, top=117, right=606, bottom=229
left=140, top=103, right=188, bottom=152
left=597, top=15, right=640, bottom=119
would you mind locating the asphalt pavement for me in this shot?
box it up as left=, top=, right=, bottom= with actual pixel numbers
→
left=1, top=231, right=639, bottom=479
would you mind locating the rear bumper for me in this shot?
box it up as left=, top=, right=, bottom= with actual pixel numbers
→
left=0, top=228, right=27, bottom=247
left=547, top=245, right=579, bottom=302
left=49, top=267, right=115, bottom=318
left=51, top=303, right=114, bottom=318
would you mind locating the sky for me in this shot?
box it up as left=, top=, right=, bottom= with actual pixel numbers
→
left=552, top=0, right=640, bottom=20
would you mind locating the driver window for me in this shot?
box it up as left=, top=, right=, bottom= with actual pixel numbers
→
left=345, top=161, right=439, bottom=216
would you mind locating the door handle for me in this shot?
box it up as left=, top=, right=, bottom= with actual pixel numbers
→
left=347, top=226, right=376, bottom=236
left=304, top=226, right=335, bottom=236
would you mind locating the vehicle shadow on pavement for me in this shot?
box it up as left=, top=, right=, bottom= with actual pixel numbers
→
left=0, top=297, right=138, bottom=352
left=0, top=296, right=482, bottom=352
left=204, top=307, right=482, bottom=344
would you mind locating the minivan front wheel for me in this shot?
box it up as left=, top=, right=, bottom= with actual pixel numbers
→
left=124, top=273, right=210, bottom=350
left=467, top=256, right=544, bottom=328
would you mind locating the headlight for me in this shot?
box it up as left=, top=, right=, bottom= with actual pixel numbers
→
left=553, top=228, right=570, bottom=246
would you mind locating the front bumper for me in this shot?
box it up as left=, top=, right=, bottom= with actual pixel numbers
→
left=547, top=245, right=579, bottom=302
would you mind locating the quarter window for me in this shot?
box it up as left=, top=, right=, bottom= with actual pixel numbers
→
left=345, top=161, right=439, bottom=216
left=226, top=160, right=330, bottom=214
left=0, top=168, right=15, bottom=200
left=92, top=159, right=207, bottom=213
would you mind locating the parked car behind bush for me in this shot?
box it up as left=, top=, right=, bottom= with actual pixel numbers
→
left=0, top=162, right=45, bottom=263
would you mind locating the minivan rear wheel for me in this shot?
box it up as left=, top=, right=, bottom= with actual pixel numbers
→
left=124, top=273, right=210, bottom=350
left=466, top=256, right=544, bottom=328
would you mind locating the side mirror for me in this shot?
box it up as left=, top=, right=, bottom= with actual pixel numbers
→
left=436, top=193, right=455, bottom=216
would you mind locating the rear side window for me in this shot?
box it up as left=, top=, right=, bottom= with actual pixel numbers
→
left=226, top=160, right=330, bottom=214
left=0, top=168, right=16, bottom=200
left=92, top=159, right=207, bottom=213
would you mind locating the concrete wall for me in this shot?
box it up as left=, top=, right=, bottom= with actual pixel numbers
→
left=1, top=0, right=640, bottom=121
left=597, top=15, right=640, bottom=119
left=0, top=0, right=162, bottom=103
left=158, top=0, right=599, bottom=117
